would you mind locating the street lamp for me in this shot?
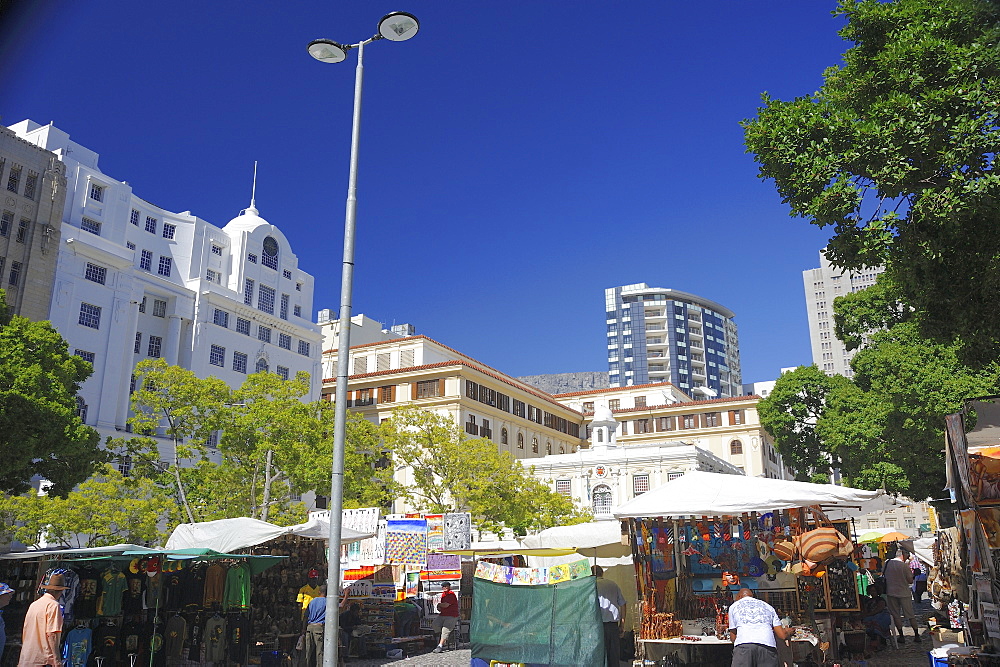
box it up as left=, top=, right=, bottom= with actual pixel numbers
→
left=308, top=11, right=419, bottom=667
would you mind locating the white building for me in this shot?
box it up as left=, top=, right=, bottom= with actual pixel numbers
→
left=528, top=406, right=743, bottom=519
left=8, top=120, right=323, bottom=443
left=803, top=249, right=884, bottom=377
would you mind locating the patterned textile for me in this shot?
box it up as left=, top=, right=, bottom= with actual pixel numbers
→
left=444, top=513, right=471, bottom=550
left=386, top=518, right=427, bottom=566
left=426, top=514, right=445, bottom=552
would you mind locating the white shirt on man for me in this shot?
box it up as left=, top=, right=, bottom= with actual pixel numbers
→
left=727, top=596, right=781, bottom=648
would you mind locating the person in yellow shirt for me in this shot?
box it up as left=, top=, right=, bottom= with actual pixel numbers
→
left=296, top=571, right=322, bottom=618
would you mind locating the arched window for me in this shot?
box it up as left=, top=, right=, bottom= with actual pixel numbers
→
left=596, top=429, right=604, bottom=443
left=532, top=437, right=538, bottom=453
left=517, top=433, right=524, bottom=449
left=501, top=428, right=508, bottom=445
left=730, top=439, right=743, bottom=455
left=559, top=445, right=565, bottom=454
left=117, top=455, right=132, bottom=477
left=592, top=484, right=613, bottom=516
left=256, top=358, right=269, bottom=373
left=75, top=397, right=88, bottom=423
left=546, top=442, right=552, bottom=455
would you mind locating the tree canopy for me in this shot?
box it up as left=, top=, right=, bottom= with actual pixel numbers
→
left=0, top=289, right=102, bottom=495
left=380, top=407, right=590, bottom=535
left=743, top=0, right=1000, bottom=364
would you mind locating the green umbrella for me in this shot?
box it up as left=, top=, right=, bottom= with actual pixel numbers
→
left=858, top=531, right=885, bottom=542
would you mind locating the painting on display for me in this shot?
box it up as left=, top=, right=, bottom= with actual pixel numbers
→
left=386, top=517, right=428, bottom=567
left=444, top=512, right=471, bottom=550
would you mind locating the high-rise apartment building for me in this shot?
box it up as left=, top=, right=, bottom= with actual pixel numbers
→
left=605, top=284, right=742, bottom=397
left=802, top=250, right=884, bottom=377
left=8, top=120, right=323, bottom=444
left=0, top=125, right=67, bottom=321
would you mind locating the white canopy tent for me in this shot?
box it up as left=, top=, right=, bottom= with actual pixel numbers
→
left=165, top=516, right=374, bottom=553
left=521, top=521, right=629, bottom=561
left=614, top=471, right=885, bottom=519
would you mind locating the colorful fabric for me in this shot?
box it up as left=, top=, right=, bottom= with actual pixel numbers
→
left=386, top=518, right=427, bottom=566
left=223, top=563, right=250, bottom=610
left=204, top=615, right=227, bottom=663
left=62, top=626, right=92, bottom=667
left=97, top=568, right=126, bottom=617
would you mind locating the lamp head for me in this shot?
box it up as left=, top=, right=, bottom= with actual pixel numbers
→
left=307, top=39, right=349, bottom=64
left=377, top=11, right=419, bottom=41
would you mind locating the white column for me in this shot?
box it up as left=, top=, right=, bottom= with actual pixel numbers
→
left=165, top=314, right=183, bottom=366
left=114, top=298, right=142, bottom=427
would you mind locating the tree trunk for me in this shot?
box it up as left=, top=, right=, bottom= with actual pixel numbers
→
left=172, top=434, right=196, bottom=524
left=261, top=448, right=274, bottom=522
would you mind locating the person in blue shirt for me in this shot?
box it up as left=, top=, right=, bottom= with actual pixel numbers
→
left=301, top=584, right=327, bottom=667
left=0, top=582, right=13, bottom=660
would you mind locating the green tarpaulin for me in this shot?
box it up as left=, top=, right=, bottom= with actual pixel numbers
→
left=472, top=575, right=604, bottom=667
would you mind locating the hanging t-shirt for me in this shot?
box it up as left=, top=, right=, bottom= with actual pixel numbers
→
left=228, top=614, right=250, bottom=664
left=122, top=572, right=145, bottom=613
left=74, top=567, right=100, bottom=619
left=121, top=619, right=146, bottom=658
left=58, top=569, right=81, bottom=623
left=203, top=563, right=226, bottom=607
left=97, top=568, right=127, bottom=617
left=183, top=566, right=207, bottom=609
left=144, top=573, right=163, bottom=611
left=187, top=614, right=204, bottom=661
left=223, top=564, right=250, bottom=611
left=204, top=615, right=227, bottom=663
left=164, top=614, right=187, bottom=658
left=92, top=622, right=120, bottom=662
left=163, top=572, right=184, bottom=611
left=62, top=625, right=92, bottom=667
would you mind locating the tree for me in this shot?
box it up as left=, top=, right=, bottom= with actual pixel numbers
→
left=0, top=289, right=102, bottom=495
left=0, top=464, right=173, bottom=548
left=757, top=365, right=843, bottom=482
left=380, top=407, right=589, bottom=535
left=743, top=0, right=1000, bottom=364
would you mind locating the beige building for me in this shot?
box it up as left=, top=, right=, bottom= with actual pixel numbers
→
left=0, top=125, right=66, bottom=320
left=553, top=383, right=789, bottom=479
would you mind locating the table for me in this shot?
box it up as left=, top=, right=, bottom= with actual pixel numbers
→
left=638, top=637, right=732, bottom=665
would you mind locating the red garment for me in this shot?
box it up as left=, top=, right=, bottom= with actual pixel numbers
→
left=438, top=590, right=459, bottom=617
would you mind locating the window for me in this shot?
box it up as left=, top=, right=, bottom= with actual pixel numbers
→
left=298, top=340, right=310, bottom=356
left=8, top=261, right=21, bottom=287
left=667, top=471, right=684, bottom=482
left=635, top=418, right=651, bottom=433
left=117, top=455, right=132, bottom=477
left=729, top=410, right=745, bottom=425
left=682, top=414, right=696, bottom=429
left=152, top=299, right=167, bottom=318
left=78, top=303, right=101, bottom=329
left=415, top=379, right=442, bottom=399
left=209, top=345, right=225, bottom=367
left=74, top=349, right=95, bottom=364
left=354, top=356, right=367, bottom=374
left=280, top=293, right=289, bottom=320
left=213, top=309, right=229, bottom=328
left=247, top=253, right=258, bottom=264
left=206, top=269, right=220, bottom=283
left=278, top=333, right=291, bottom=350
left=379, top=385, right=396, bottom=403
left=356, top=388, right=375, bottom=407
left=556, top=479, right=572, bottom=497
left=211, top=244, right=223, bottom=255
left=75, top=397, right=88, bottom=423
left=295, top=282, right=302, bottom=292
left=130, top=209, right=140, bottom=226
left=583, top=401, right=594, bottom=412
left=236, top=317, right=250, bottom=335
left=633, top=474, right=650, bottom=495
left=293, top=305, right=302, bottom=318
left=127, top=241, right=136, bottom=250
left=255, top=358, right=269, bottom=373
left=276, top=365, right=289, bottom=380
left=703, top=412, right=720, bottom=427
left=85, top=263, right=107, bottom=284
left=134, top=332, right=142, bottom=354
left=546, top=442, right=552, bottom=454
left=465, top=415, right=478, bottom=436
left=24, top=170, right=38, bottom=200
left=0, top=211, right=11, bottom=236
left=140, top=250, right=153, bottom=271
left=89, top=182, right=104, bottom=202
left=517, top=433, right=524, bottom=449
left=257, top=285, right=275, bottom=314
left=161, top=223, right=176, bottom=240
left=730, top=440, right=743, bottom=455
left=81, top=218, right=101, bottom=236
left=283, top=269, right=292, bottom=279
left=157, top=256, right=172, bottom=276
left=147, top=335, right=162, bottom=358
left=138, top=296, right=146, bottom=313
left=3, top=166, right=20, bottom=194
left=886, top=517, right=898, bottom=528
left=258, top=325, right=272, bottom=343
left=634, top=396, right=646, bottom=408
left=608, top=399, right=620, bottom=410
left=244, top=278, right=254, bottom=305
left=501, top=428, right=508, bottom=445
left=532, top=437, right=538, bottom=453
left=145, top=216, right=157, bottom=234
left=592, top=484, right=613, bottom=516
left=233, top=351, right=248, bottom=374
left=656, top=416, right=674, bottom=431
left=262, top=236, right=279, bottom=270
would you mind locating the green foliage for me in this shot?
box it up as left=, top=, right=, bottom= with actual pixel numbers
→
left=0, top=289, right=102, bottom=495
left=381, top=407, right=590, bottom=535
left=0, top=464, right=173, bottom=548
left=743, top=0, right=1000, bottom=364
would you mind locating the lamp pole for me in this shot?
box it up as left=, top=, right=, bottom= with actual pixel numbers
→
left=307, top=12, right=419, bottom=667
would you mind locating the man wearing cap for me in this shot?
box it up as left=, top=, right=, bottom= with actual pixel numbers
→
left=19, top=573, right=68, bottom=667
left=0, top=582, right=15, bottom=660
left=431, top=582, right=460, bottom=653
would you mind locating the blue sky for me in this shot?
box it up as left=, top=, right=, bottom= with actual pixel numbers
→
left=2, top=1, right=850, bottom=383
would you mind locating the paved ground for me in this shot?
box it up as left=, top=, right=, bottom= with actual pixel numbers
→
left=343, top=647, right=471, bottom=665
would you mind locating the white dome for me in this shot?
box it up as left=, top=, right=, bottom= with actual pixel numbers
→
left=591, top=405, right=616, bottom=424
left=223, top=204, right=271, bottom=233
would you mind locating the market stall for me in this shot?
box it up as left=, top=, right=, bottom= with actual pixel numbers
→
left=613, top=471, right=885, bottom=665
